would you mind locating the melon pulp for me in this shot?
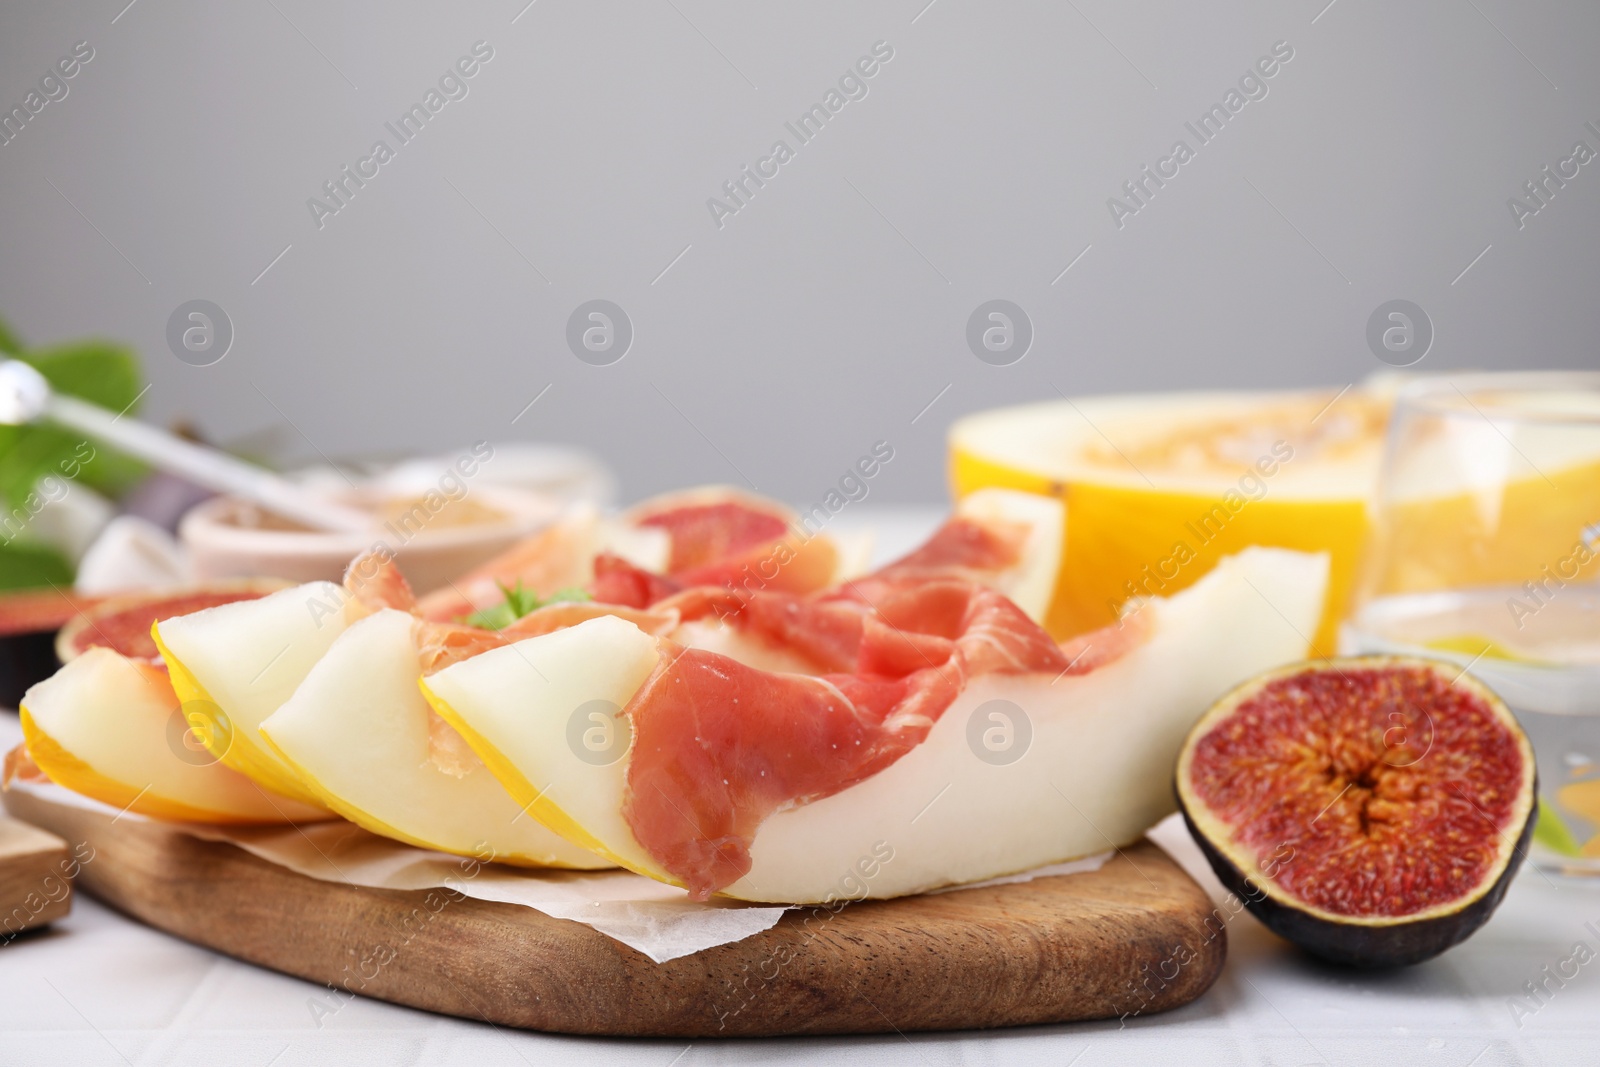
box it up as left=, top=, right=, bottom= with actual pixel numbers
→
left=19, top=648, right=327, bottom=824
left=421, top=615, right=666, bottom=875
left=945, top=488, right=1062, bottom=624
left=152, top=582, right=364, bottom=809
left=949, top=388, right=1387, bottom=656
left=258, top=610, right=608, bottom=868
left=423, top=546, right=1329, bottom=902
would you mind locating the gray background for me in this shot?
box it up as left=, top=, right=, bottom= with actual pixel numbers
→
left=1, top=0, right=1596, bottom=506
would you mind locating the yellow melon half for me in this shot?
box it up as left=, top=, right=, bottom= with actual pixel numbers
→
left=950, top=389, right=1385, bottom=655
left=952, top=386, right=1600, bottom=658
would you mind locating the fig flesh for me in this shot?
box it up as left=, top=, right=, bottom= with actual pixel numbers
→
left=1176, top=656, right=1536, bottom=967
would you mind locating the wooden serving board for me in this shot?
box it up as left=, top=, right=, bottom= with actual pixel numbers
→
left=0, top=814, right=72, bottom=938
left=4, top=786, right=1225, bottom=1037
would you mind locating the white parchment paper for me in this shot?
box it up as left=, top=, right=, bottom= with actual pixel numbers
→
left=13, top=779, right=1111, bottom=963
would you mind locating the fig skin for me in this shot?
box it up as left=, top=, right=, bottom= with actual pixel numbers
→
left=1174, top=655, right=1538, bottom=968
left=1177, top=791, right=1535, bottom=968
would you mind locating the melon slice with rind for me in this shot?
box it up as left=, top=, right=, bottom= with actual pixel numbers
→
left=259, top=609, right=609, bottom=868
left=949, top=487, right=1062, bottom=624
left=20, top=648, right=327, bottom=824
left=153, top=581, right=360, bottom=808
left=420, top=614, right=667, bottom=878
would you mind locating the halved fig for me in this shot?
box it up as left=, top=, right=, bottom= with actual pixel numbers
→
left=1176, top=655, right=1536, bottom=967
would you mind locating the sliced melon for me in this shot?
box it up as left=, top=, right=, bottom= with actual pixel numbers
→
left=19, top=649, right=326, bottom=824
left=950, top=487, right=1063, bottom=623
left=152, top=581, right=361, bottom=808
left=424, top=547, right=1329, bottom=901
left=259, top=610, right=608, bottom=868
left=420, top=615, right=667, bottom=877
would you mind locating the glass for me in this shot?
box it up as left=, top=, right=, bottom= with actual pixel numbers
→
left=1342, top=372, right=1600, bottom=877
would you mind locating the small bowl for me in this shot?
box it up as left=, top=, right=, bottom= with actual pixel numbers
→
left=178, top=485, right=558, bottom=594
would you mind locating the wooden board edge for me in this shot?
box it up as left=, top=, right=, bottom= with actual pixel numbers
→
left=3, top=786, right=1226, bottom=1037
left=0, top=814, right=73, bottom=941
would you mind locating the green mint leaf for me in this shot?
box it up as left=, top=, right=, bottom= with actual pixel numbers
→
left=464, top=582, right=592, bottom=630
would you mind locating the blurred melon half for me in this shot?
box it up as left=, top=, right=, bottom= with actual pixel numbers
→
left=950, top=388, right=1388, bottom=655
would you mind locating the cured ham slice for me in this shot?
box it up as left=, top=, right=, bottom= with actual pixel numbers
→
left=415, top=488, right=850, bottom=622
left=623, top=581, right=1067, bottom=898
left=344, top=551, right=420, bottom=614
left=633, top=496, right=790, bottom=574
left=612, top=507, right=1072, bottom=897
left=626, top=489, right=841, bottom=595
left=586, top=551, right=681, bottom=609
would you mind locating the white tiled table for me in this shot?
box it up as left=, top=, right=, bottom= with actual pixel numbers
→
left=3, top=509, right=1597, bottom=1066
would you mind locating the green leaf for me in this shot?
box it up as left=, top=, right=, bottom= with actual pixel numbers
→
left=25, top=340, right=143, bottom=414
left=0, top=425, right=77, bottom=510
left=0, top=541, right=72, bottom=592
left=465, top=582, right=591, bottom=630
left=1533, top=797, right=1586, bottom=858
left=0, top=340, right=148, bottom=509
left=0, top=315, right=21, bottom=355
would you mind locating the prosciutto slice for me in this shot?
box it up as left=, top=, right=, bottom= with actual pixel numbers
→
left=417, top=490, right=841, bottom=622
left=619, top=514, right=1074, bottom=900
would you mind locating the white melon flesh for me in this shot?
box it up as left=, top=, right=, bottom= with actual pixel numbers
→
left=420, top=615, right=667, bottom=877
left=426, top=547, right=1328, bottom=902
left=259, top=610, right=608, bottom=868
left=20, top=648, right=327, bottom=824
left=598, top=517, right=671, bottom=574
left=730, top=547, right=1328, bottom=901
left=153, top=581, right=361, bottom=807
left=952, top=487, right=1063, bottom=624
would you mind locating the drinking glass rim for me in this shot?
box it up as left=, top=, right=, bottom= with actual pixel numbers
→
left=1395, top=371, right=1600, bottom=425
